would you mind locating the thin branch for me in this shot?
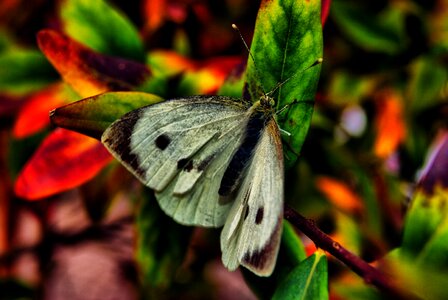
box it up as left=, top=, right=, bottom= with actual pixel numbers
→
left=284, top=205, right=420, bottom=300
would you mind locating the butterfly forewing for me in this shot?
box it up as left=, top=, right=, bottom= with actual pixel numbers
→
left=220, top=118, right=284, bottom=276
left=102, top=96, right=252, bottom=227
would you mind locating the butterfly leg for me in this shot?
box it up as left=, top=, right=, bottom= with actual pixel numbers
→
left=279, top=128, right=291, bottom=137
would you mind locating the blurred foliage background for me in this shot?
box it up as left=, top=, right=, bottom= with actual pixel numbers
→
left=0, top=0, right=447, bottom=299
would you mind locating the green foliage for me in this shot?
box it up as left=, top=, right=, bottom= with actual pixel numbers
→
left=0, top=50, right=57, bottom=95
left=136, top=190, right=193, bottom=296
left=331, top=0, right=407, bottom=54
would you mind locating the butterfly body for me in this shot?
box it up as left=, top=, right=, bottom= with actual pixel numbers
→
left=102, top=95, right=284, bottom=276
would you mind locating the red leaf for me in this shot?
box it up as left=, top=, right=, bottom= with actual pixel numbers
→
left=15, top=128, right=112, bottom=200
left=37, top=30, right=151, bottom=98
left=321, top=0, right=331, bottom=25
left=13, top=84, right=67, bottom=138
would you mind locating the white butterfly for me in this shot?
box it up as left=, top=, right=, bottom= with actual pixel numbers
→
left=101, top=92, right=284, bottom=276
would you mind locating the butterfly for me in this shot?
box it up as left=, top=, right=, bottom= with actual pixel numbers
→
left=101, top=91, right=285, bottom=276
left=101, top=19, right=321, bottom=275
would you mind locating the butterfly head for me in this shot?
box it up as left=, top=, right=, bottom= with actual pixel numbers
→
left=256, top=94, right=276, bottom=115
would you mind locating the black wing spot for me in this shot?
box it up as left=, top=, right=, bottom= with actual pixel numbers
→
left=255, top=207, right=264, bottom=225
left=155, top=134, right=171, bottom=150
left=177, top=158, right=194, bottom=171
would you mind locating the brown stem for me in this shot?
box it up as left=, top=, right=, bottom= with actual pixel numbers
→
left=284, top=205, right=420, bottom=300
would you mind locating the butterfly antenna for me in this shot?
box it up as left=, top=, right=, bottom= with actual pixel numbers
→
left=267, top=57, right=323, bottom=97
left=232, top=23, right=267, bottom=96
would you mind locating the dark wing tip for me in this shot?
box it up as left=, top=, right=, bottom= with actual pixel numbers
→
left=102, top=111, right=146, bottom=178
left=241, top=217, right=283, bottom=276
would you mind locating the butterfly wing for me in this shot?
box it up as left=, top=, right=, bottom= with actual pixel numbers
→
left=102, top=96, right=251, bottom=227
left=220, top=118, right=284, bottom=276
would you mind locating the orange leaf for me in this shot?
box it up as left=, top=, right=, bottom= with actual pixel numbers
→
left=187, top=56, right=243, bottom=94
left=15, top=128, right=112, bottom=200
left=149, top=50, right=195, bottom=76
left=13, top=84, right=67, bottom=138
left=150, top=50, right=242, bottom=94
left=374, top=90, right=406, bottom=158
left=142, top=0, right=166, bottom=34
left=316, top=176, right=364, bottom=214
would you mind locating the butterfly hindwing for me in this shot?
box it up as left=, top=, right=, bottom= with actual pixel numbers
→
left=220, top=118, right=284, bottom=276
left=102, top=96, right=252, bottom=227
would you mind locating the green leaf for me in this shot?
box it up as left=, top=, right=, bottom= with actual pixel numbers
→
left=331, top=1, right=406, bottom=54
left=50, top=92, right=163, bottom=139
left=418, top=219, right=448, bottom=267
left=246, top=0, right=323, bottom=167
left=61, top=0, right=145, bottom=62
left=0, top=49, right=57, bottom=95
left=0, top=30, right=16, bottom=53
left=333, top=211, right=362, bottom=256
left=281, top=220, right=307, bottom=264
left=218, top=65, right=245, bottom=98
left=272, top=250, right=328, bottom=300
left=406, top=56, right=448, bottom=111
left=401, top=189, right=448, bottom=258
